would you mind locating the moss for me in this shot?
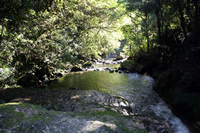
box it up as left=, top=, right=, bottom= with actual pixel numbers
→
left=0, top=103, right=25, bottom=128
left=116, top=56, right=123, bottom=60
left=121, top=60, right=135, bottom=70
left=88, top=110, right=122, bottom=117
left=115, top=121, right=148, bottom=133
left=135, top=64, right=144, bottom=73
left=153, top=69, right=176, bottom=96
left=0, top=102, right=52, bottom=132
left=82, top=61, right=93, bottom=68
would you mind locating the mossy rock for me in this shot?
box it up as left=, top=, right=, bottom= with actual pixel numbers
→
left=17, top=73, right=39, bottom=87
left=78, top=60, right=85, bottom=64
left=153, top=69, right=176, bottom=95
left=135, top=64, right=145, bottom=73
left=70, top=66, right=83, bottom=72
left=121, top=60, right=135, bottom=70
left=116, top=56, right=123, bottom=60
left=82, top=61, right=93, bottom=68
left=0, top=102, right=148, bottom=133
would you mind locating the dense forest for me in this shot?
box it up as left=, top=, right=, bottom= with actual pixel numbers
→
left=0, top=0, right=200, bottom=132
left=0, top=0, right=127, bottom=87
left=119, top=0, right=200, bottom=131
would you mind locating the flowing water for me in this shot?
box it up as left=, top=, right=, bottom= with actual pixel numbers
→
left=52, top=63, right=190, bottom=133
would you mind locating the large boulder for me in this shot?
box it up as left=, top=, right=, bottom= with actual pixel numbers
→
left=121, top=60, right=135, bottom=71
left=70, top=66, right=83, bottom=72
left=0, top=90, right=173, bottom=133
left=113, top=56, right=123, bottom=61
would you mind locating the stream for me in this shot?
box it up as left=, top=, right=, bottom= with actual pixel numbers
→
left=51, top=62, right=190, bottom=133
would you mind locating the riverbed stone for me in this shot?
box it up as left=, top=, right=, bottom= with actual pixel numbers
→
left=0, top=89, right=174, bottom=133
left=142, top=117, right=173, bottom=133
left=60, top=90, right=133, bottom=115
left=0, top=102, right=148, bottom=133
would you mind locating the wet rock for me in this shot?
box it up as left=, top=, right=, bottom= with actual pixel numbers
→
left=118, top=67, right=122, bottom=70
left=116, top=56, right=124, bottom=60
left=60, top=90, right=133, bottom=115
left=142, top=118, right=173, bottom=133
left=71, top=67, right=83, bottom=72
left=56, top=73, right=63, bottom=77
left=0, top=102, right=147, bottom=133
left=109, top=70, right=114, bottom=73
left=0, top=91, right=173, bottom=133
left=105, top=68, right=111, bottom=71
left=105, top=61, right=111, bottom=65
left=96, top=68, right=103, bottom=71
left=118, top=70, right=122, bottom=73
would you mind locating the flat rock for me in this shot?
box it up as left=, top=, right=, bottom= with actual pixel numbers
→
left=0, top=90, right=174, bottom=133
left=0, top=103, right=146, bottom=133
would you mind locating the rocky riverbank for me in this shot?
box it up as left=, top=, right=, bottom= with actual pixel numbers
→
left=120, top=52, right=200, bottom=133
left=0, top=89, right=173, bottom=133
left=0, top=57, right=185, bottom=133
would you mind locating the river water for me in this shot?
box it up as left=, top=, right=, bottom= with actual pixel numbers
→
left=55, top=63, right=190, bottom=133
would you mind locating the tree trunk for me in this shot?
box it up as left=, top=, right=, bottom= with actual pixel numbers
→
left=177, top=0, right=187, bottom=40
left=177, top=0, right=200, bottom=72
left=144, top=4, right=149, bottom=52
left=0, top=20, right=5, bottom=44
left=155, top=0, right=161, bottom=43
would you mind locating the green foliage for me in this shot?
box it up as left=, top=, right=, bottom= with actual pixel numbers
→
left=0, top=0, right=127, bottom=87
left=120, top=0, right=200, bottom=126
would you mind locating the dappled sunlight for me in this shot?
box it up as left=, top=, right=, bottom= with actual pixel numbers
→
left=11, top=98, right=31, bottom=102
left=70, top=95, right=81, bottom=100
left=0, top=102, right=22, bottom=106
left=1, top=0, right=198, bottom=132
left=80, top=120, right=117, bottom=132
